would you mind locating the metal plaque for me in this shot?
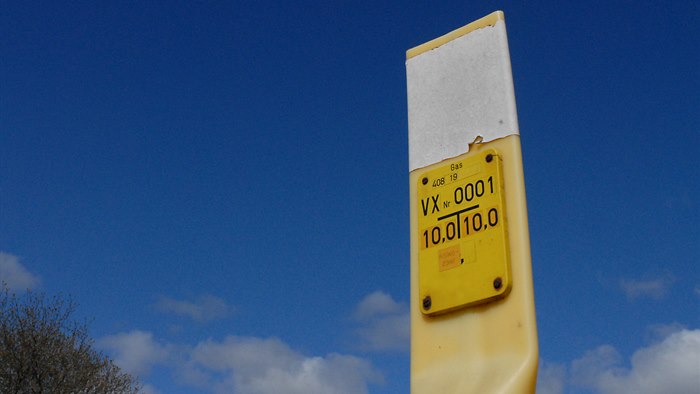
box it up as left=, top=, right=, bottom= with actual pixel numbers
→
left=416, top=149, right=511, bottom=315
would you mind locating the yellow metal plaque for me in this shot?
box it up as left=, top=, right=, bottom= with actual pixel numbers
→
left=416, top=149, right=511, bottom=315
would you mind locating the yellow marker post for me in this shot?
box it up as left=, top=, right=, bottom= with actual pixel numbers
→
left=407, top=11, right=538, bottom=393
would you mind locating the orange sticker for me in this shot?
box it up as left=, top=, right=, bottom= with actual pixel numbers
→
left=438, top=245, right=462, bottom=271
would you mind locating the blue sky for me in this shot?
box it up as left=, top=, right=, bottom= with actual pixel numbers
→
left=1, top=1, right=698, bottom=393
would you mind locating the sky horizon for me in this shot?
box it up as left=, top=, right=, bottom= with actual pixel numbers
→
left=1, top=1, right=698, bottom=393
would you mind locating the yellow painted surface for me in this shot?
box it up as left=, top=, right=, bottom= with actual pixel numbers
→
left=410, top=136, right=538, bottom=393
left=417, top=149, right=512, bottom=315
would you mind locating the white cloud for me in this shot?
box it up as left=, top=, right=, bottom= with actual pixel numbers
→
left=620, top=276, right=674, bottom=300
left=354, top=291, right=402, bottom=321
left=570, top=329, right=700, bottom=394
left=570, top=345, right=622, bottom=388
left=536, top=360, right=565, bottom=394
left=185, top=336, right=382, bottom=394
left=645, top=322, right=687, bottom=342
left=98, top=331, right=382, bottom=394
left=356, top=313, right=410, bottom=352
left=140, top=384, right=162, bottom=394
left=0, top=252, right=40, bottom=290
left=97, top=330, right=169, bottom=377
left=353, top=291, right=409, bottom=352
left=154, top=294, right=231, bottom=322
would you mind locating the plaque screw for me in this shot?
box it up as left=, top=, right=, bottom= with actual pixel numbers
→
left=422, top=177, right=428, bottom=185
left=422, top=296, right=432, bottom=310
left=485, top=154, right=494, bottom=163
left=493, top=277, right=503, bottom=290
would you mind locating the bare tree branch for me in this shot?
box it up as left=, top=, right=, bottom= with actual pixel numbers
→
left=0, top=283, right=141, bottom=393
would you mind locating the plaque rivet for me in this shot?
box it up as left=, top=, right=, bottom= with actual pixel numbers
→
left=493, top=277, right=503, bottom=290
left=422, top=177, right=428, bottom=185
left=485, top=154, right=494, bottom=163
left=422, top=296, right=432, bottom=310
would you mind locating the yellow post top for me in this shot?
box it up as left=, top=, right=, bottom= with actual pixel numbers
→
left=406, top=11, right=504, bottom=59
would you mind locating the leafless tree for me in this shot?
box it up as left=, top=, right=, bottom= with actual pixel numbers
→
left=0, top=284, right=141, bottom=393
